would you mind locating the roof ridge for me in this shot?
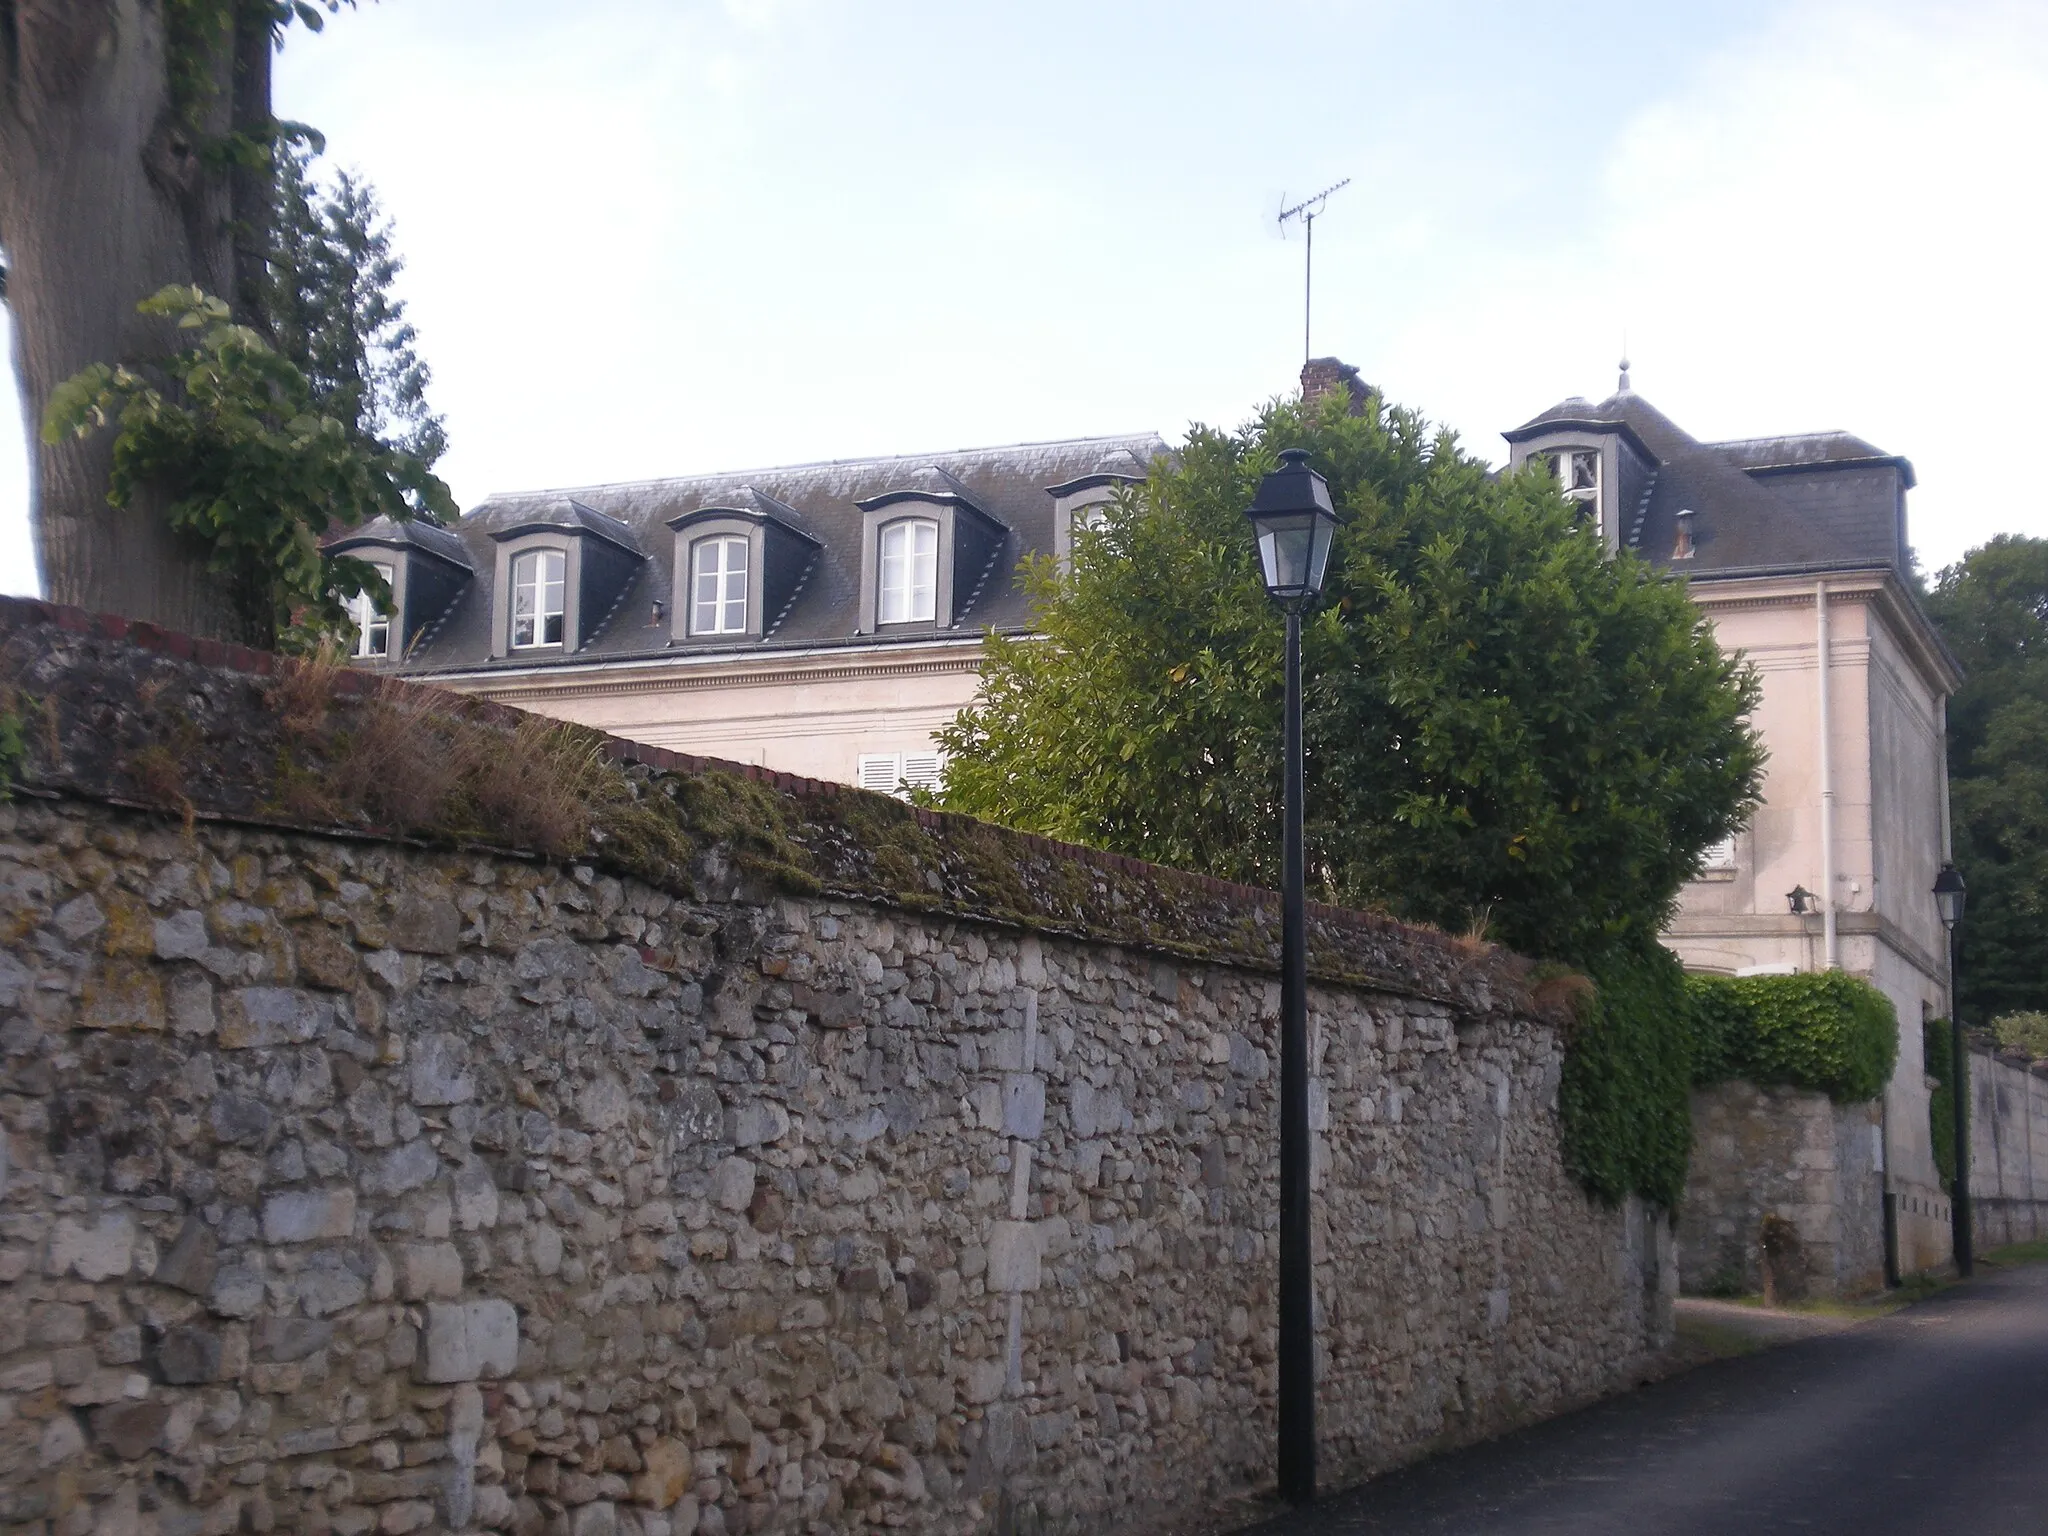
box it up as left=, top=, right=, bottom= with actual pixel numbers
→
left=476, top=432, right=1167, bottom=505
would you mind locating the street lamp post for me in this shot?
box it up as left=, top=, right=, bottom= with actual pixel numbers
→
left=1244, top=448, right=1341, bottom=1507
left=1934, top=861, right=1970, bottom=1276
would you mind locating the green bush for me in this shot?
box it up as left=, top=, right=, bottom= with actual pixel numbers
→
left=1560, top=941, right=1696, bottom=1208
left=1926, top=1017, right=1957, bottom=1188
left=1685, top=970, right=1898, bottom=1102
left=1993, top=1010, right=2048, bottom=1060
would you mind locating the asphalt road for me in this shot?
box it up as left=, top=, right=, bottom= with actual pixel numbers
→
left=1240, top=1262, right=2048, bottom=1536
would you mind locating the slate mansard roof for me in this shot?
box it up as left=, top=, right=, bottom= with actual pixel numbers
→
left=1503, top=387, right=1916, bottom=580
left=352, top=433, right=1168, bottom=673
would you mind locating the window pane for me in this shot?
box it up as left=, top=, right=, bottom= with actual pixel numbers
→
left=690, top=536, right=749, bottom=635
left=910, top=523, right=936, bottom=621
left=879, top=519, right=938, bottom=625
left=720, top=538, right=747, bottom=631
left=1569, top=451, right=1599, bottom=492
left=513, top=549, right=567, bottom=647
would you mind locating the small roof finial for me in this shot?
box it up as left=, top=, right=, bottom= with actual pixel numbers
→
left=1617, top=354, right=1632, bottom=394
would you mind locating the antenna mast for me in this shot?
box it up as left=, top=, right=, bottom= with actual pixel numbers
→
left=1277, top=178, right=1350, bottom=365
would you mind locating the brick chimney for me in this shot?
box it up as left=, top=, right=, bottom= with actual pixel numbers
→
left=1301, top=357, right=1374, bottom=416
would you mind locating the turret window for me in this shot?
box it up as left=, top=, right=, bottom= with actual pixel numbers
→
left=1558, top=449, right=1600, bottom=521
left=878, top=518, right=938, bottom=624
left=690, top=535, right=749, bottom=635
left=511, top=548, right=566, bottom=648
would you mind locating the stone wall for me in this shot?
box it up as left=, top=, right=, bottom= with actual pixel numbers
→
left=1969, top=1044, right=2048, bottom=1252
left=1677, top=1082, right=1885, bottom=1298
left=0, top=606, right=1672, bottom=1536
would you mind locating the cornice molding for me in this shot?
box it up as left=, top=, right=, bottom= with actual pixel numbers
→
left=444, top=648, right=986, bottom=702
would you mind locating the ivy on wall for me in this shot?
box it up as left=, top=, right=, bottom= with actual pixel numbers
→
left=1559, top=942, right=1698, bottom=1209
left=1562, top=963, right=1902, bottom=1210
left=1685, top=971, right=1898, bottom=1103
left=1925, top=1017, right=1957, bottom=1189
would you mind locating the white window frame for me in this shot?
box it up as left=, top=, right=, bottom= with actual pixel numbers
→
left=689, top=534, right=749, bottom=636
left=1696, top=836, right=1739, bottom=881
left=877, top=517, right=939, bottom=625
left=857, top=751, right=943, bottom=799
left=1556, top=448, right=1600, bottom=520
left=511, top=548, right=566, bottom=649
left=349, top=561, right=394, bottom=658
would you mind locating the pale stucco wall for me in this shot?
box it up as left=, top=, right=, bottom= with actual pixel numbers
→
left=1666, top=572, right=1958, bottom=1273
left=428, top=639, right=986, bottom=786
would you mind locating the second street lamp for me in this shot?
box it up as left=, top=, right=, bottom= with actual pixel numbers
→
left=1934, top=861, right=1970, bottom=1276
left=1244, top=448, right=1341, bottom=1507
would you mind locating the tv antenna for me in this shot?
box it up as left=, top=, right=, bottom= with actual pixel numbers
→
left=1278, top=178, right=1350, bottom=364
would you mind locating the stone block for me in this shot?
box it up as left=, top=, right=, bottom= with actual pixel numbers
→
left=367, top=1138, right=442, bottom=1197
left=728, top=1101, right=789, bottom=1148
left=49, top=1211, right=135, bottom=1281
left=153, top=909, right=208, bottom=961
left=454, top=1160, right=501, bottom=1231
left=262, top=1187, right=357, bottom=1244
left=167, top=972, right=216, bottom=1035
left=222, top=986, right=329, bottom=1049
left=209, top=1264, right=265, bottom=1319
left=420, top=1299, right=519, bottom=1383
left=298, top=1258, right=369, bottom=1317
left=81, top=965, right=163, bottom=1031
left=1002, top=1075, right=1046, bottom=1140
left=394, top=892, right=462, bottom=955
left=254, top=1316, right=335, bottom=1362
left=711, top=1157, right=755, bottom=1213
left=39, top=1413, right=86, bottom=1467
left=92, top=1398, right=170, bottom=1459
left=410, top=1033, right=474, bottom=1107
left=156, top=1324, right=223, bottom=1384
left=986, top=1221, right=1042, bottom=1293
left=397, top=1242, right=464, bottom=1300
left=631, top=1438, right=693, bottom=1509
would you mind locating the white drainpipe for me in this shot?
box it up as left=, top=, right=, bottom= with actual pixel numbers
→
left=1817, top=580, right=1839, bottom=968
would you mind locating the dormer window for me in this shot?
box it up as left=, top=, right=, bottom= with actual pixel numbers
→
left=485, top=500, right=643, bottom=660
left=1047, top=451, right=1147, bottom=570
left=878, top=518, right=939, bottom=624
left=666, top=488, right=822, bottom=646
left=326, top=518, right=476, bottom=666
left=510, top=548, right=566, bottom=648
left=854, top=468, right=1009, bottom=634
left=689, top=535, right=749, bottom=635
left=350, top=562, right=394, bottom=658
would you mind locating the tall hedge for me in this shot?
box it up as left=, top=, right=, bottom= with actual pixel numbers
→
left=1685, top=971, right=1898, bottom=1102
left=1561, top=941, right=1697, bottom=1208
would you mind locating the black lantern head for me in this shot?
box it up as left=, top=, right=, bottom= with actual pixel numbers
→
left=1933, top=862, right=1967, bottom=930
left=1787, top=884, right=1814, bottom=916
left=1245, top=449, right=1340, bottom=608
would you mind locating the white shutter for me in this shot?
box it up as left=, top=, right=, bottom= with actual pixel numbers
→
left=1701, top=837, right=1738, bottom=871
left=900, top=752, right=944, bottom=794
left=857, top=754, right=903, bottom=794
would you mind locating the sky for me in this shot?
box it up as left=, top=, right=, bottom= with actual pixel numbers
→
left=4, top=0, right=2044, bottom=591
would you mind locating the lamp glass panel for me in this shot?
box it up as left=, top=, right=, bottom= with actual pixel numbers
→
left=1255, top=514, right=1317, bottom=596
left=1306, top=514, right=1336, bottom=594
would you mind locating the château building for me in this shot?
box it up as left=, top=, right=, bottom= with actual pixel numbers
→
left=341, top=358, right=1961, bottom=1273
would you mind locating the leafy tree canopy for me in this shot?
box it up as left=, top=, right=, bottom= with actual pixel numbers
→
left=44, top=287, right=452, bottom=651
left=937, top=389, right=1765, bottom=965
left=1927, top=535, right=2048, bottom=1019
left=267, top=146, right=448, bottom=479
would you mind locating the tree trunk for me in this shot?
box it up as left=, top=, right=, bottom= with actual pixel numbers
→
left=0, top=0, right=267, bottom=639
